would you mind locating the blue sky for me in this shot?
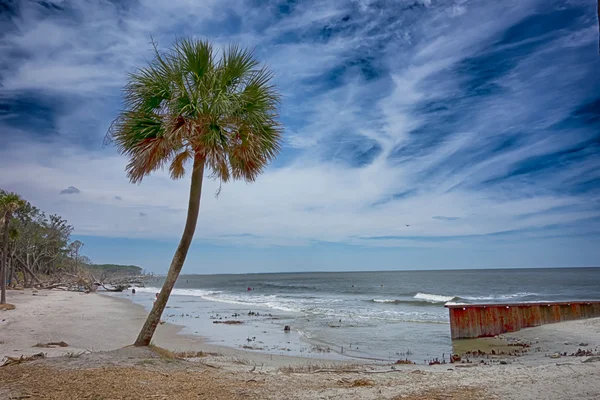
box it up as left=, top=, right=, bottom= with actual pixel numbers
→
left=0, top=0, right=599, bottom=273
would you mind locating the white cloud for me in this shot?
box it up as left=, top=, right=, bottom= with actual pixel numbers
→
left=0, top=0, right=598, bottom=252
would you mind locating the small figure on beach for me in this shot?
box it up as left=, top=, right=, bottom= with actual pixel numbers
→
left=154, top=292, right=159, bottom=302
left=247, top=287, right=252, bottom=291
left=131, top=288, right=136, bottom=294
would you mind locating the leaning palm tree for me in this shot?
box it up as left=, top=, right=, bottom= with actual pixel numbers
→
left=0, top=192, right=26, bottom=305
left=107, top=38, right=282, bottom=346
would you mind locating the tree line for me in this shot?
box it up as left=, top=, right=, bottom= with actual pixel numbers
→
left=0, top=189, right=92, bottom=301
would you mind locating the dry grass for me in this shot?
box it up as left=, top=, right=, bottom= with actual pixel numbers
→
left=172, top=350, right=211, bottom=358
left=0, top=355, right=496, bottom=400
left=392, top=387, right=497, bottom=400
left=148, top=346, right=220, bottom=361
left=231, top=356, right=252, bottom=365
left=34, top=341, right=69, bottom=348
left=350, top=378, right=374, bottom=387
left=278, top=362, right=362, bottom=374
left=0, top=364, right=240, bottom=400
left=0, top=303, right=16, bottom=311
left=148, top=344, right=178, bottom=360
left=65, top=351, right=86, bottom=358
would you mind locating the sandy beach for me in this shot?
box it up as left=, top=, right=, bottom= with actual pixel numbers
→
left=1, top=290, right=600, bottom=399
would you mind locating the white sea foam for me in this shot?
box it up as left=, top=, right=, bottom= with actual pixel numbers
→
left=134, top=287, right=222, bottom=297
left=409, top=291, right=541, bottom=304
left=461, top=292, right=540, bottom=301
left=413, top=292, right=456, bottom=303
left=372, top=299, right=397, bottom=303
left=132, top=287, right=447, bottom=322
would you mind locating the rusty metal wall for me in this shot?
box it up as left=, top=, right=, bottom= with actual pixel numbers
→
left=446, top=302, right=600, bottom=339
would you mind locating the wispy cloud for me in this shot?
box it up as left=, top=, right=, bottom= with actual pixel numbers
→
left=0, top=0, right=598, bottom=259
left=432, top=216, right=461, bottom=221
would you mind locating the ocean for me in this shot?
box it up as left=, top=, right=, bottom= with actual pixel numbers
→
left=111, top=267, right=600, bottom=363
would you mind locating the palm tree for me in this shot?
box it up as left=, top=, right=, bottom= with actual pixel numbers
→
left=108, top=38, right=282, bottom=346
left=0, top=192, right=26, bottom=304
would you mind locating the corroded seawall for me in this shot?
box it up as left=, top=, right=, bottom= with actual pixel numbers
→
left=446, top=301, right=600, bottom=339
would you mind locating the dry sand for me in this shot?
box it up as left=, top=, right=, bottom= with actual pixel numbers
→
left=1, top=289, right=600, bottom=399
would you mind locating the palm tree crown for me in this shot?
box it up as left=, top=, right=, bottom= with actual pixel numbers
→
left=108, top=38, right=282, bottom=184
left=0, top=192, right=25, bottom=220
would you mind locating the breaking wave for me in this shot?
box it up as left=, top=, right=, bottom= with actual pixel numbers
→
left=413, top=292, right=457, bottom=303
left=368, top=292, right=542, bottom=306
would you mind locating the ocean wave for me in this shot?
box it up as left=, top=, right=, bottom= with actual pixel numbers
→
left=136, top=286, right=305, bottom=313
left=368, top=293, right=458, bottom=305
left=413, top=292, right=457, bottom=303
left=131, top=286, right=446, bottom=322
left=368, top=298, right=444, bottom=307
left=460, top=292, right=540, bottom=301
left=371, top=299, right=399, bottom=304
left=134, top=287, right=223, bottom=297
left=260, top=281, right=317, bottom=291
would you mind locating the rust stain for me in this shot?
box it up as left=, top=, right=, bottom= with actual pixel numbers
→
left=445, top=301, right=600, bottom=339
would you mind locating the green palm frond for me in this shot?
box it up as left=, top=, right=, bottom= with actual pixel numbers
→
left=0, top=192, right=26, bottom=215
left=107, top=37, right=282, bottom=185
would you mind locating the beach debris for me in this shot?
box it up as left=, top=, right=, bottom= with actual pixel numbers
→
left=1, top=352, right=45, bottom=367
left=241, top=345, right=264, bottom=351
left=284, top=325, right=291, bottom=332
left=349, top=378, right=374, bottom=387
left=212, top=320, right=244, bottom=325
left=579, top=342, right=589, bottom=347
left=550, top=353, right=561, bottom=359
left=570, top=348, right=598, bottom=357
left=394, top=359, right=415, bottom=365
left=0, top=303, right=16, bottom=311
left=33, top=341, right=69, bottom=348
left=464, top=346, right=527, bottom=357
left=310, top=345, right=331, bottom=353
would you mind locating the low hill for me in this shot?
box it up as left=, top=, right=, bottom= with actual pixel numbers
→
left=84, top=264, right=143, bottom=276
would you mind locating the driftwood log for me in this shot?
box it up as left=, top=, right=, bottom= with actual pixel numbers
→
left=101, top=284, right=128, bottom=292
left=1, top=352, right=45, bottom=367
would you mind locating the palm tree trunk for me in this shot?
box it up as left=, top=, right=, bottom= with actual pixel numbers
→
left=8, top=257, right=13, bottom=288
left=1, top=214, right=9, bottom=304
left=134, top=156, right=205, bottom=346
